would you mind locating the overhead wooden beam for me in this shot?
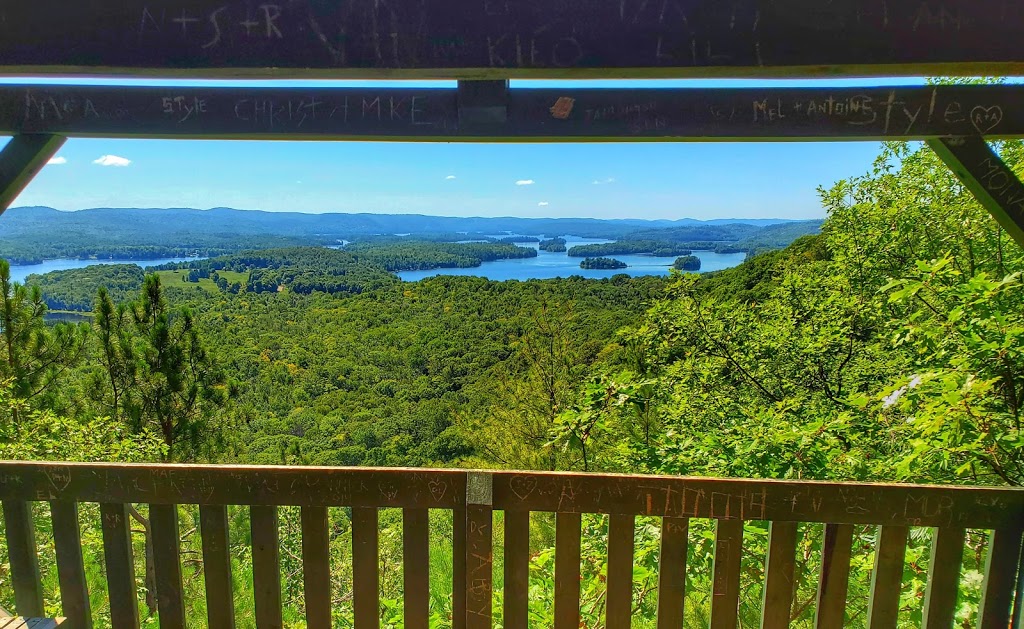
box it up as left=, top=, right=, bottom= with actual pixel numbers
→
left=0, top=134, right=65, bottom=213
left=3, top=84, right=1024, bottom=142
left=928, top=137, right=1024, bottom=248
left=0, top=0, right=1022, bottom=78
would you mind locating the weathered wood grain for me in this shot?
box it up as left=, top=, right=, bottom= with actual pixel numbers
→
left=606, top=514, right=635, bottom=629
left=49, top=501, right=92, bottom=629
left=814, top=524, right=854, bottom=629
left=402, top=509, right=429, bottom=629
left=1, top=0, right=1022, bottom=78
left=866, top=525, right=909, bottom=629
left=149, top=504, right=186, bottom=629
left=554, top=512, right=582, bottom=629
left=99, top=504, right=139, bottom=629
left=760, top=521, right=797, bottom=629
left=710, top=519, right=743, bottom=629
left=656, top=517, right=688, bottom=629
left=502, top=510, right=530, bottom=629
left=0, top=134, right=64, bottom=213
left=2, top=501, right=43, bottom=617
left=922, top=527, right=964, bottom=629
left=198, top=505, right=234, bottom=629
left=352, top=507, right=379, bottom=629
left=4, top=85, right=1024, bottom=142
left=250, top=506, right=282, bottom=629
left=300, top=506, right=331, bottom=629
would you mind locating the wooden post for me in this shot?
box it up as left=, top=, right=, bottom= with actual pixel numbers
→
left=464, top=472, right=493, bottom=629
left=0, top=134, right=65, bottom=213
left=2, top=500, right=44, bottom=617
left=928, top=137, right=1024, bottom=248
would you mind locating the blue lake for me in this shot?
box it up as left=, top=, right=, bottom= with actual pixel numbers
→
left=397, top=237, right=747, bottom=282
left=7, top=257, right=199, bottom=284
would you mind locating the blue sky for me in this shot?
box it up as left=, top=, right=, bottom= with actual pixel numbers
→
left=4, top=77, right=930, bottom=221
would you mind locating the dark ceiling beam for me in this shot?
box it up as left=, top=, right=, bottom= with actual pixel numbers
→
left=928, top=138, right=1024, bottom=248
left=0, top=1, right=1022, bottom=78
left=3, top=84, right=1024, bottom=142
left=0, top=135, right=65, bottom=214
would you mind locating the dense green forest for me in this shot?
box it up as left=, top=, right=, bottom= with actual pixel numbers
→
left=579, top=257, right=628, bottom=269
left=0, top=141, right=1021, bottom=627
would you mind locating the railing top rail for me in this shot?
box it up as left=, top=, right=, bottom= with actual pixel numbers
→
left=1, top=0, right=1023, bottom=79
left=0, top=461, right=1021, bottom=528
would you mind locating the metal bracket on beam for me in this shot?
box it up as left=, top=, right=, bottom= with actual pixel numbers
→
left=457, top=80, right=509, bottom=131
left=928, top=137, right=1024, bottom=248
left=0, top=134, right=65, bottom=214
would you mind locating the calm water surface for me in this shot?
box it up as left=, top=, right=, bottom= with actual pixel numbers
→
left=397, top=236, right=746, bottom=282
left=8, top=257, right=200, bottom=284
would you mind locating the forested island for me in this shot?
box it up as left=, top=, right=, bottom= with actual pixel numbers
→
left=0, top=141, right=1018, bottom=627
left=567, top=240, right=693, bottom=257
left=539, top=237, right=568, bottom=252
left=580, top=256, right=627, bottom=269
left=673, top=255, right=701, bottom=271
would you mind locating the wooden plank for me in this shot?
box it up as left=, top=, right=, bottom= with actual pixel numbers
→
left=4, top=85, right=1024, bottom=143
left=760, top=521, right=798, bottom=629
left=502, top=511, right=530, bottom=629
left=928, top=137, right=1024, bottom=248
left=866, top=525, right=909, bottom=629
left=2, top=0, right=1024, bottom=79
left=250, top=506, right=282, bottom=629
left=710, top=519, right=743, bottom=629
left=198, top=505, right=234, bottom=629
left=656, top=517, right=688, bottom=629
left=0, top=463, right=1021, bottom=529
left=922, top=527, right=965, bottom=629
left=99, top=503, right=139, bottom=629
left=0, top=463, right=466, bottom=509
left=554, top=512, right=582, bottom=629
left=149, top=505, right=185, bottom=629
left=978, top=527, right=1024, bottom=629
left=814, top=524, right=854, bottom=629
left=452, top=508, right=466, bottom=629
left=402, top=509, right=429, bottom=629
left=301, top=506, right=331, bottom=629
left=2, top=501, right=44, bottom=617
left=464, top=472, right=493, bottom=629
left=492, top=471, right=1024, bottom=529
left=465, top=504, right=493, bottom=629
left=0, top=134, right=65, bottom=213
left=352, top=507, right=379, bottom=629
left=606, top=514, right=635, bottom=629
left=49, top=501, right=92, bottom=629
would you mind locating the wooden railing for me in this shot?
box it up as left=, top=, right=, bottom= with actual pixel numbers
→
left=0, top=462, right=1022, bottom=629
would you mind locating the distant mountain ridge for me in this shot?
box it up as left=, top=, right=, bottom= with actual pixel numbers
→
left=0, top=206, right=821, bottom=264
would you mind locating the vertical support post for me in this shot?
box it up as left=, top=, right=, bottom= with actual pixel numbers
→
left=928, top=136, right=1024, bottom=248
left=0, top=134, right=66, bottom=213
left=465, top=472, right=493, bottom=629
left=2, top=499, right=44, bottom=617
left=979, top=527, right=1024, bottom=629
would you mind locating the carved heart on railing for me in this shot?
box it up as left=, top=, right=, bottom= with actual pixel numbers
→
left=971, top=106, right=1004, bottom=134
left=428, top=478, right=448, bottom=502
left=510, top=475, right=538, bottom=501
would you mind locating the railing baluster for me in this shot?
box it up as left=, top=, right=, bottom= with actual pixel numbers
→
left=554, top=512, right=582, bottom=629
left=301, top=506, right=331, bottom=629
left=465, top=473, right=493, bottom=629
left=979, top=527, right=1024, bottom=629
left=352, top=506, right=380, bottom=629
left=606, top=514, right=635, bottom=629
left=866, top=525, right=909, bottom=628
left=250, top=505, right=282, bottom=629
left=2, top=500, right=44, bottom=617
left=922, top=527, right=965, bottom=629
left=503, top=510, right=530, bottom=629
left=710, top=519, right=743, bottom=629
left=50, top=500, right=92, bottom=629
left=150, top=504, right=185, bottom=629
left=452, top=507, right=466, bottom=629
left=199, top=504, right=235, bottom=629
left=100, top=503, right=140, bottom=629
left=760, top=521, right=798, bottom=629
left=402, top=508, right=430, bottom=629
left=656, top=517, right=688, bottom=629
left=814, top=523, right=854, bottom=629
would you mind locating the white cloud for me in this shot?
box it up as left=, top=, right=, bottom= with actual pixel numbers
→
left=592, top=177, right=616, bottom=185
left=445, top=175, right=457, bottom=180
left=47, top=156, right=67, bottom=165
left=538, top=201, right=549, bottom=207
left=93, top=155, right=132, bottom=167
left=515, top=179, right=535, bottom=186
